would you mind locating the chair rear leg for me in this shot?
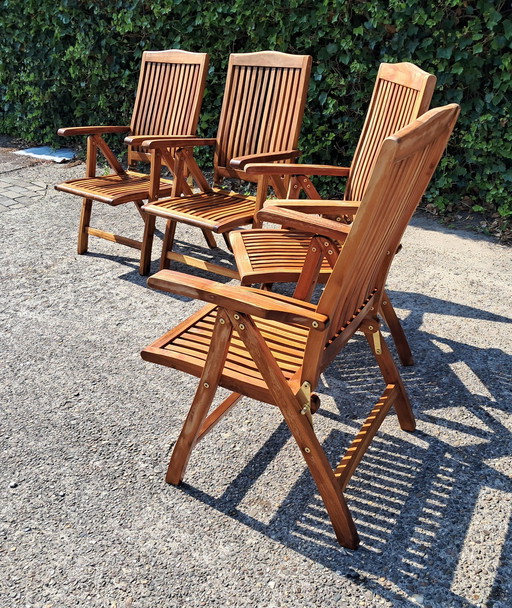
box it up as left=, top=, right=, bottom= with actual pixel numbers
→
left=160, top=219, right=177, bottom=270
left=78, top=198, right=93, bottom=254
left=363, top=325, right=416, bottom=431
left=380, top=291, right=414, bottom=366
left=140, top=213, right=156, bottom=276
left=201, top=229, right=217, bottom=249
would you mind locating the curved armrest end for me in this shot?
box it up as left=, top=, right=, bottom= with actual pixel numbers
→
left=230, top=149, right=301, bottom=170
left=58, top=125, right=130, bottom=137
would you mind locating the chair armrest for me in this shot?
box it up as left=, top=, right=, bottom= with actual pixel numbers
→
left=124, top=135, right=217, bottom=148
left=57, top=126, right=130, bottom=136
left=230, top=149, right=301, bottom=170
left=262, top=199, right=360, bottom=215
left=243, top=163, right=350, bottom=176
left=257, top=205, right=351, bottom=241
left=148, top=270, right=329, bottom=329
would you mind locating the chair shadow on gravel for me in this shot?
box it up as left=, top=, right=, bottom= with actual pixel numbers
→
left=103, top=236, right=240, bottom=287
left=174, top=291, right=511, bottom=607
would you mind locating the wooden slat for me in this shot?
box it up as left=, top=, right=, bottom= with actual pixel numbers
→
left=166, top=253, right=240, bottom=279
left=85, top=228, right=142, bottom=249
left=145, top=190, right=256, bottom=231
left=333, top=384, right=398, bottom=489
left=56, top=172, right=174, bottom=205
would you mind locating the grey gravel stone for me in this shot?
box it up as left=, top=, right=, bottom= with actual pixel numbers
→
left=0, top=157, right=511, bottom=607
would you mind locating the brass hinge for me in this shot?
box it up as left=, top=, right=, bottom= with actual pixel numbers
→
left=297, top=381, right=313, bottom=427
left=361, top=321, right=382, bottom=355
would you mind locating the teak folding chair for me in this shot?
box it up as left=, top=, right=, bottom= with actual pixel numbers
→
left=231, top=62, right=436, bottom=365
left=140, top=104, right=460, bottom=548
left=131, top=51, right=311, bottom=278
left=55, top=50, right=209, bottom=275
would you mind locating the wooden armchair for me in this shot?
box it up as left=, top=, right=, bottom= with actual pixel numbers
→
left=140, top=104, right=460, bottom=549
left=55, top=50, right=209, bottom=275
left=132, top=51, right=312, bottom=278
left=231, top=62, right=436, bottom=365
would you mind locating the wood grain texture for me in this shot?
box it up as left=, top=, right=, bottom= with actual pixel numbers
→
left=142, top=51, right=312, bottom=275
left=141, top=105, right=460, bottom=548
left=231, top=62, right=437, bottom=362
left=55, top=49, right=209, bottom=275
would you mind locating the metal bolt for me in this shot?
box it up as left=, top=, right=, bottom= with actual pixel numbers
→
left=328, top=250, right=333, bottom=255
left=311, top=247, right=317, bottom=252
left=368, top=325, right=374, bottom=331
left=234, top=313, right=240, bottom=320
left=219, top=318, right=225, bottom=324
left=324, top=242, right=329, bottom=247
left=382, top=301, right=388, bottom=306
left=336, top=217, right=342, bottom=222
left=304, top=447, right=311, bottom=453
left=239, top=324, right=245, bottom=330
left=203, top=382, right=210, bottom=389
left=312, top=321, right=319, bottom=328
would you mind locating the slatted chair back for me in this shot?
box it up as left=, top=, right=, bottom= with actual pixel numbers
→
left=312, top=105, right=460, bottom=362
left=214, top=51, right=312, bottom=183
left=127, top=50, right=209, bottom=166
left=139, top=105, right=460, bottom=548
left=344, top=62, right=436, bottom=202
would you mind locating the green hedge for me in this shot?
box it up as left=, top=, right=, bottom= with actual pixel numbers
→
left=1, top=0, right=511, bottom=231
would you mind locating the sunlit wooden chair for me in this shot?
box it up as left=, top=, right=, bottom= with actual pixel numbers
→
left=132, top=51, right=311, bottom=278
left=140, top=104, right=460, bottom=549
left=231, top=62, right=436, bottom=365
left=55, top=50, right=209, bottom=274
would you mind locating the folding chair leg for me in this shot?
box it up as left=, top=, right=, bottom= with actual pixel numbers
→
left=201, top=229, right=218, bottom=249
left=166, top=310, right=233, bottom=484
left=160, top=220, right=177, bottom=270
left=227, top=311, right=359, bottom=549
left=380, top=291, right=414, bottom=366
left=286, top=410, right=359, bottom=548
left=78, top=198, right=93, bottom=254
left=363, top=325, right=416, bottom=432
left=139, top=213, right=156, bottom=276
left=222, top=231, right=233, bottom=252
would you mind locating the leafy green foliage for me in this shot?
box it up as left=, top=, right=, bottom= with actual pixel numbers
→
left=1, top=0, right=511, bottom=232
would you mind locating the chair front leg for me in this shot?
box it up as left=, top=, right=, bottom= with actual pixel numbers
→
left=226, top=310, right=359, bottom=549
left=78, top=198, right=93, bottom=254
left=140, top=212, right=156, bottom=276
left=201, top=229, right=218, bottom=249
left=166, top=309, right=233, bottom=484
left=159, top=220, right=178, bottom=270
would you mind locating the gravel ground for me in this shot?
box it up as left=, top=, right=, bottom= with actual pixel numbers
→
left=1, top=157, right=511, bottom=608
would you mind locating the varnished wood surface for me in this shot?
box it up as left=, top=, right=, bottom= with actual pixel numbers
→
left=56, top=172, right=174, bottom=206
left=144, top=189, right=256, bottom=231
left=141, top=51, right=312, bottom=274
left=232, top=61, right=436, bottom=286
left=141, top=105, right=460, bottom=548
left=231, top=62, right=436, bottom=363
left=55, top=49, right=209, bottom=275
